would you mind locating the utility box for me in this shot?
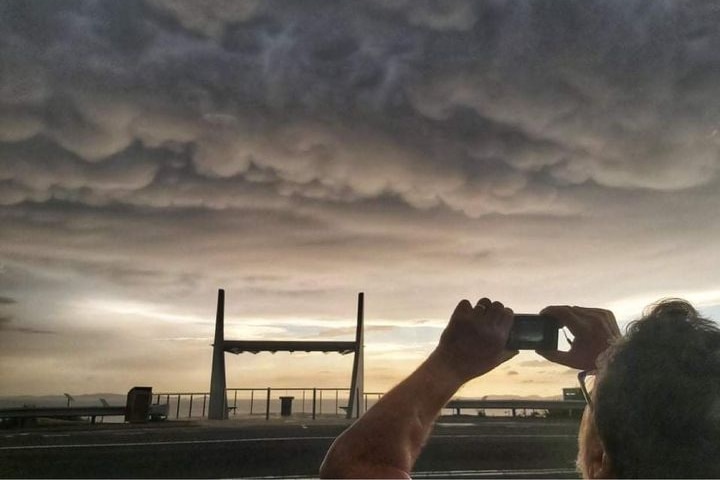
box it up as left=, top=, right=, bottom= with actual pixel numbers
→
left=125, top=386, right=153, bottom=423
left=280, top=396, right=295, bottom=417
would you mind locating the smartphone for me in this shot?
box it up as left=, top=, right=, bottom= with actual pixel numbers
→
left=506, top=314, right=559, bottom=350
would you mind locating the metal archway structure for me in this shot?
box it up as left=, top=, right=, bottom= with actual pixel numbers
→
left=208, top=289, right=365, bottom=420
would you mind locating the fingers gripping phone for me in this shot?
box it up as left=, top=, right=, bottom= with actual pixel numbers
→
left=506, top=314, right=559, bottom=350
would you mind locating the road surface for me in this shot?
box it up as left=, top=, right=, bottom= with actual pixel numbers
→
left=0, top=416, right=581, bottom=478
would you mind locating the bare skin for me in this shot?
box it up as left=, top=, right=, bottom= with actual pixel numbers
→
left=319, top=300, right=621, bottom=479
left=536, top=306, right=621, bottom=370
left=537, top=305, right=620, bottom=478
left=319, top=298, right=517, bottom=478
left=577, top=403, right=614, bottom=478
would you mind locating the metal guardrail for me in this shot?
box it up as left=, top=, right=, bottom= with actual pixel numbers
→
left=445, top=399, right=587, bottom=417
left=0, top=406, right=127, bottom=426
left=153, top=388, right=385, bottom=420
left=150, top=390, right=585, bottom=421
left=0, top=406, right=126, bottom=419
left=0, top=393, right=582, bottom=425
left=0, top=403, right=168, bottom=426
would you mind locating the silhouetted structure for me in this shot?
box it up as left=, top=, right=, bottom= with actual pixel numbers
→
left=208, top=290, right=365, bottom=420
left=563, top=387, right=584, bottom=401
left=208, top=290, right=228, bottom=420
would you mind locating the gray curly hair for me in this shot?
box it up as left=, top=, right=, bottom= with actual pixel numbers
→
left=594, top=299, right=720, bottom=478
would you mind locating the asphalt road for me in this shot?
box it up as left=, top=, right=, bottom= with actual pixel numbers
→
left=0, top=416, right=581, bottom=478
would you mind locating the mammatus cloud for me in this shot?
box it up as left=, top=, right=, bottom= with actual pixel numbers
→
left=3, top=1, right=718, bottom=214
left=0, top=315, right=56, bottom=335
left=1, top=0, right=719, bottom=395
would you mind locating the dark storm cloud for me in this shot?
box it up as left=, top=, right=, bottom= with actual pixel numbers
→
left=518, top=360, right=553, bottom=368
left=0, top=296, right=16, bottom=304
left=0, top=0, right=718, bottom=299
left=0, top=314, right=56, bottom=334
left=312, top=325, right=396, bottom=339
left=3, top=0, right=718, bottom=219
left=2, top=0, right=720, bottom=394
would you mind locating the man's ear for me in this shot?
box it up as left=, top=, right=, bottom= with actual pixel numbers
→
left=596, top=451, right=614, bottom=479
left=584, top=434, right=613, bottom=479
left=578, top=406, right=614, bottom=479
left=589, top=451, right=614, bottom=479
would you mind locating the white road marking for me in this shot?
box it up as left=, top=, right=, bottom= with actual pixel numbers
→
left=434, top=434, right=576, bottom=438
left=249, top=468, right=578, bottom=479
left=413, top=468, right=578, bottom=478
left=0, top=433, right=575, bottom=451
left=435, top=423, right=477, bottom=427
left=0, top=435, right=337, bottom=451
left=3, top=433, right=31, bottom=438
left=439, top=421, right=576, bottom=428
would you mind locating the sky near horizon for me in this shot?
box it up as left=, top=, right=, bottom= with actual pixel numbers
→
left=1, top=0, right=720, bottom=398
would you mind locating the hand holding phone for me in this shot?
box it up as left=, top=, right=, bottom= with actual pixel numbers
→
left=506, top=314, right=559, bottom=350
left=535, top=306, right=621, bottom=370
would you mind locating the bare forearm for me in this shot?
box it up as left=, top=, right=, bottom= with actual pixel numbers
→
left=320, top=298, right=517, bottom=478
left=320, top=350, right=467, bottom=478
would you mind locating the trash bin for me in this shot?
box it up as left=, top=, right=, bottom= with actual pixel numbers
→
left=279, top=396, right=295, bottom=417
left=125, top=386, right=153, bottom=423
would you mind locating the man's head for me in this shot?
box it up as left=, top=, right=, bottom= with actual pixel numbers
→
left=579, top=299, right=720, bottom=478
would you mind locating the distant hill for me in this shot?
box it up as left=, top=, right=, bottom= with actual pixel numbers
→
left=0, top=393, right=127, bottom=409
left=462, top=394, right=564, bottom=401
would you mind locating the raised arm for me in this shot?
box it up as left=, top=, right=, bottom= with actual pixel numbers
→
left=319, top=298, right=518, bottom=479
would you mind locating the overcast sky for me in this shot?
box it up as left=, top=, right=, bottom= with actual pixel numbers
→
left=1, top=0, right=720, bottom=398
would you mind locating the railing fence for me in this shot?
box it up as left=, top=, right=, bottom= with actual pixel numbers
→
left=153, top=388, right=385, bottom=420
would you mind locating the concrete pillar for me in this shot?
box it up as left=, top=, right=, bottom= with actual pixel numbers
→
left=208, top=289, right=228, bottom=420
left=347, top=292, right=365, bottom=419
